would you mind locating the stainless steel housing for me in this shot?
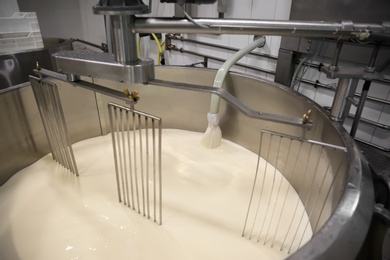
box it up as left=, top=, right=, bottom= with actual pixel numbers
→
left=0, top=66, right=373, bottom=259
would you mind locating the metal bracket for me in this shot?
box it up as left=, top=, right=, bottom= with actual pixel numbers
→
left=321, top=66, right=384, bottom=80
left=52, top=50, right=154, bottom=84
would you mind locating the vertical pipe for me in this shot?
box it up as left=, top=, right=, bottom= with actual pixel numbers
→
left=329, top=41, right=343, bottom=71
left=350, top=81, right=372, bottom=137
left=330, top=78, right=351, bottom=121
left=366, top=45, right=381, bottom=72
left=110, top=15, right=138, bottom=64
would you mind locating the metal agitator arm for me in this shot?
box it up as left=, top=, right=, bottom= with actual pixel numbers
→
left=50, top=1, right=390, bottom=130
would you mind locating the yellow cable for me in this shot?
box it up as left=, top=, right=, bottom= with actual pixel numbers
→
left=160, top=40, right=166, bottom=48
left=151, top=33, right=163, bottom=65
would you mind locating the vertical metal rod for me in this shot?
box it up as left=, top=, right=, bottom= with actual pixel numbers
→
left=350, top=80, right=371, bottom=137
left=249, top=132, right=270, bottom=239
left=297, top=151, right=332, bottom=249
left=367, top=44, right=381, bottom=71
left=267, top=137, right=292, bottom=247
left=30, top=78, right=55, bottom=161
left=116, top=108, right=126, bottom=203
left=330, top=41, right=343, bottom=71
left=42, top=85, right=62, bottom=165
left=152, top=119, right=157, bottom=222
left=273, top=140, right=302, bottom=248
left=313, top=161, right=345, bottom=232
left=49, top=84, right=72, bottom=172
left=53, top=84, right=79, bottom=175
left=281, top=143, right=314, bottom=251
left=108, top=105, right=122, bottom=202
left=343, top=78, right=359, bottom=119
left=121, top=110, right=130, bottom=206
left=132, top=111, right=141, bottom=213
left=260, top=135, right=282, bottom=244
left=42, top=87, right=60, bottom=163
left=254, top=133, right=273, bottom=240
left=145, top=118, right=150, bottom=219
left=158, top=119, right=162, bottom=225
left=127, top=111, right=135, bottom=209
left=242, top=132, right=264, bottom=237
left=330, top=78, right=351, bottom=121
left=288, top=146, right=325, bottom=254
left=271, top=138, right=295, bottom=247
left=138, top=115, right=146, bottom=216
left=49, top=83, right=78, bottom=175
left=43, top=85, right=67, bottom=169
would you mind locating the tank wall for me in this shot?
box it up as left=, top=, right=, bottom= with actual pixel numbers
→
left=0, top=66, right=352, bottom=251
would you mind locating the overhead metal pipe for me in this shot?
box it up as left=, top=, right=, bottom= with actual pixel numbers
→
left=133, top=18, right=389, bottom=40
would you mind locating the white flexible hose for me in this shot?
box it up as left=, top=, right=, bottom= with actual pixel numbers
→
left=209, top=36, right=266, bottom=114
left=201, top=36, right=266, bottom=149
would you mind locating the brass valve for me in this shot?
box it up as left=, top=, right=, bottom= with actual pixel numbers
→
left=35, top=61, right=41, bottom=70
left=303, top=109, right=312, bottom=124
left=123, top=89, right=139, bottom=102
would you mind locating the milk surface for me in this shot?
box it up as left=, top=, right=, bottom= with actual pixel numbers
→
left=0, top=129, right=312, bottom=260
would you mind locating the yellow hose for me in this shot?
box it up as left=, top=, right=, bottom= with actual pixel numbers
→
left=151, top=33, right=163, bottom=65
left=139, top=33, right=165, bottom=65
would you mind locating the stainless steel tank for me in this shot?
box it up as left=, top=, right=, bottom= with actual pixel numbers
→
left=0, top=65, right=374, bottom=259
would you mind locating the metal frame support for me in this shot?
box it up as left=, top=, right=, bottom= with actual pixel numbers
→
left=330, top=78, right=351, bottom=122
left=274, top=49, right=295, bottom=87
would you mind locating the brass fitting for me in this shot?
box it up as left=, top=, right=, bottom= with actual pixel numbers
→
left=123, top=89, right=139, bottom=102
left=303, top=109, right=312, bottom=124
left=35, top=61, right=41, bottom=70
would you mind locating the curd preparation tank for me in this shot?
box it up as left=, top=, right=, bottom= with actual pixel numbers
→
left=0, top=65, right=374, bottom=259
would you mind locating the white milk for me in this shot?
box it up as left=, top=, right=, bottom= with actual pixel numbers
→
left=0, top=129, right=312, bottom=260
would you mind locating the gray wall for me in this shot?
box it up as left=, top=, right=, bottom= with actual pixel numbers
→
left=17, top=0, right=85, bottom=40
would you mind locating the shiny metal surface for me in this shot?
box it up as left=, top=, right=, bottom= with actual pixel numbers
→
left=35, top=68, right=139, bottom=104
left=29, top=76, right=79, bottom=175
left=330, top=78, right=351, bottom=121
left=108, top=102, right=162, bottom=224
left=52, top=50, right=154, bottom=84
left=110, top=15, right=138, bottom=64
left=133, top=18, right=389, bottom=40
left=0, top=38, right=72, bottom=90
left=321, top=66, right=385, bottom=80
left=150, top=79, right=311, bottom=128
left=0, top=66, right=373, bottom=259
